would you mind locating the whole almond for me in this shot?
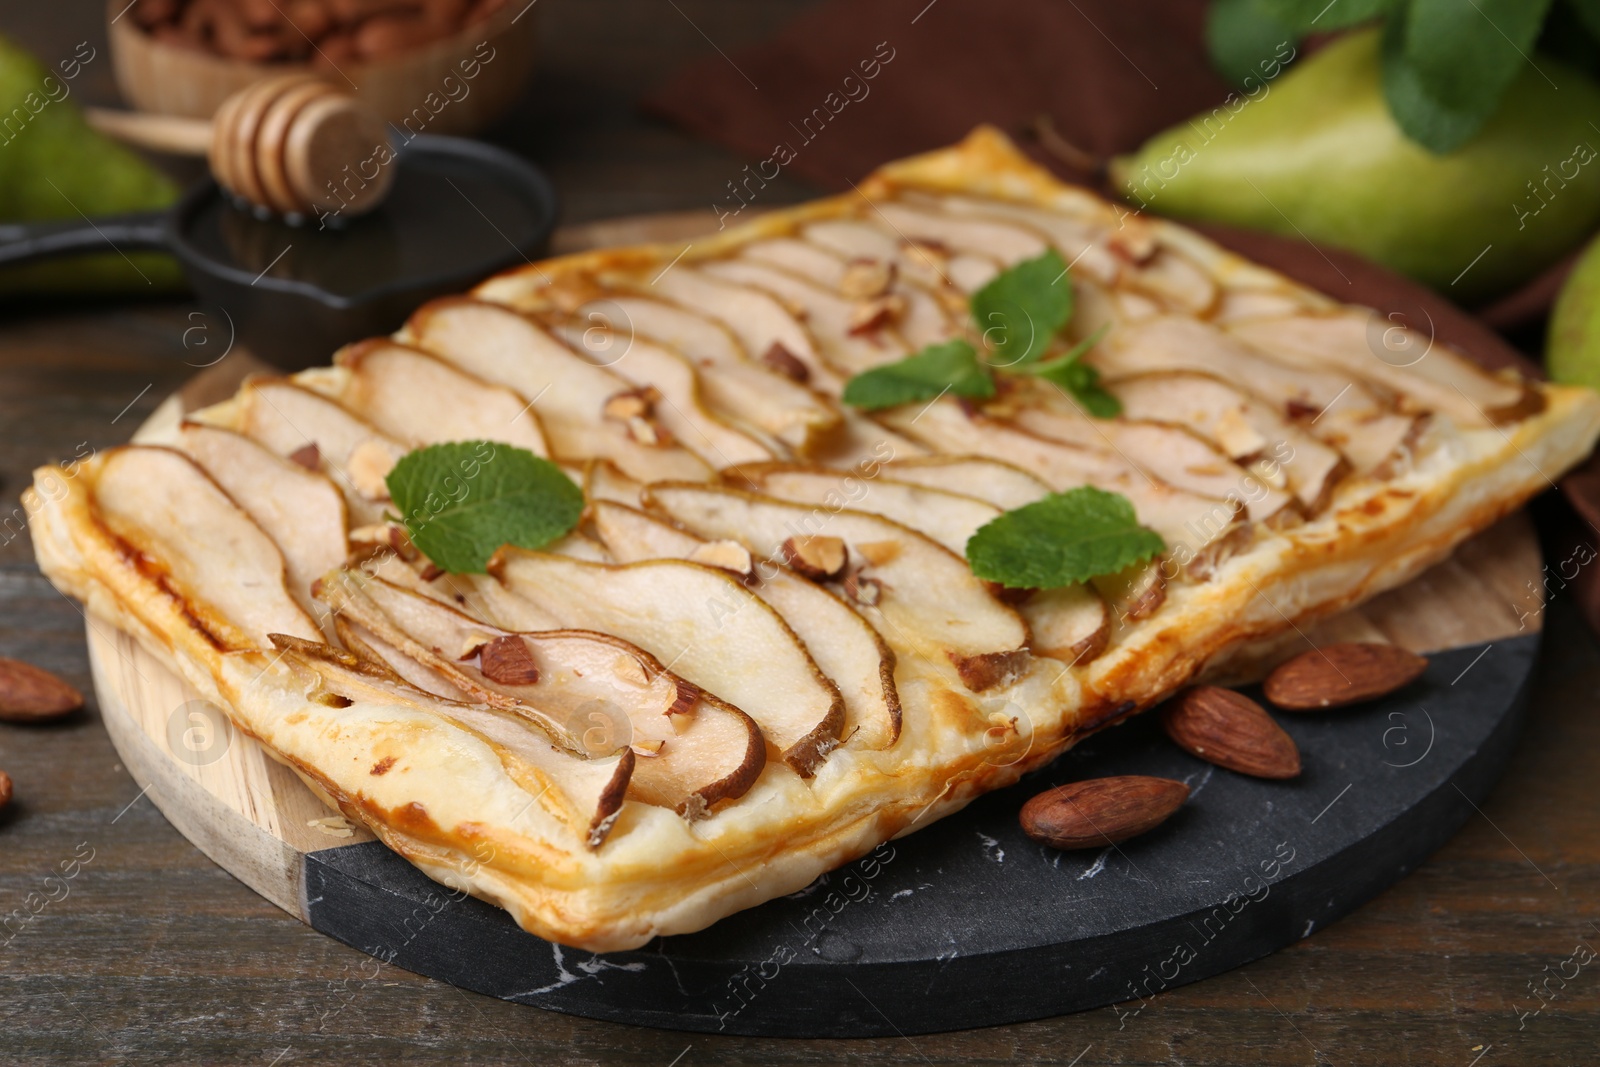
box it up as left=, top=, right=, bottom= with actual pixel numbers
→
left=1020, top=775, right=1189, bottom=850
left=1162, top=686, right=1300, bottom=780
left=1264, top=643, right=1428, bottom=711
left=0, top=657, right=84, bottom=722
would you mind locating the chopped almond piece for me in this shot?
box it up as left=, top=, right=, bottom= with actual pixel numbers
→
left=842, top=570, right=883, bottom=606
left=479, top=635, right=541, bottom=686
left=288, top=442, right=322, bottom=471
left=760, top=342, right=811, bottom=383
left=847, top=293, right=908, bottom=335
left=839, top=258, right=896, bottom=300
left=346, top=438, right=397, bottom=502
left=781, top=535, right=848, bottom=581
left=687, top=539, right=755, bottom=578
left=625, top=415, right=670, bottom=447
left=603, top=388, right=656, bottom=422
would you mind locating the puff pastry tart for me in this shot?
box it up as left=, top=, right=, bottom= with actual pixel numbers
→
left=27, top=127, right=1600, bottom=951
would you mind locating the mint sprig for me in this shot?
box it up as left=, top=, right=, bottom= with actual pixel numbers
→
left=1015, top=325, right=1119, bottom=417
left=385, top=441, right=583, bottom=574
left=840, top=339, right=995, bottom=411
left=843, top=249, right=1116, bottom=417
left=966, top=487, right=1165, bottom=589
left=971, top=248, right=1072, bottom=367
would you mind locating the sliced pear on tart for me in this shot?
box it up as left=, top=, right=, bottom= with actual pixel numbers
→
left=401, top=298, right=713, bottom=484
left=488, top=550, right=846, bottom=776
left=323, top=339, right=550, bottom=455
left=317, top=571, right=765, bottom=815
left=272, top=635, right=633, bottom=848
left=591, top=500, right=902, bottom=749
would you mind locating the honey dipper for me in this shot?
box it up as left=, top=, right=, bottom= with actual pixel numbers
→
left=86, top=74, right=395, bottom=223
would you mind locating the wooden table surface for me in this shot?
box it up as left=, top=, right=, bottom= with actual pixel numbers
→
left=2, top=3, right=1598, bottom=1064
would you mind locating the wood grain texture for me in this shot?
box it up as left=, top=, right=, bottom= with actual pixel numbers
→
left=1, top=2, right=1597, bottom=1063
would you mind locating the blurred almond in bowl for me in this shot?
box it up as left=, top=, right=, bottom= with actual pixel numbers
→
left=109, top=0, right=535, bottom=135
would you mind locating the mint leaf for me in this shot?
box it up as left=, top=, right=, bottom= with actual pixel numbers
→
left=1206, top=0, right=1301, bottom=89
left=385, top=441, right=583, bottom=574
left=1385, top=0, right=1553, bottom=152
left=971, top=248, right=1072, bottom=368
left=841, top=340, right=995, bottom=410
left=966, top=487, right=1164, bottom=589
left=1018, top=326, right=1118, bottom=417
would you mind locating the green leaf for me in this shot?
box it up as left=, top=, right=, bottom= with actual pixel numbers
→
left=1015, top=326, right=1119, bottom=417
left=966, top=487, right=1165, bottom=589
left=1206, top=0, right=1302, bottom=89
left=385, top=441, right=584, bottom=574
left=971, top=248, right=1073, bottom=367
left=1385, top=0, right=1553, bottom=152
left=1259, top=0, right=1400, bottom=31
left=841, top=340, right=995, bottom=410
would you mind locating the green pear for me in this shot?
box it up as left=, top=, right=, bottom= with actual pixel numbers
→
left=1109, top=29, right=1600, bottom=304
left=1547, top=233, right=1600, bottom=392
left=0, top=33, right=182, bottom=295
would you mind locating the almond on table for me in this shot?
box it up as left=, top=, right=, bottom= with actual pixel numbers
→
left=0, top=657, right=84, bottom=723
left=1264, top=643, right=1429, bottom=711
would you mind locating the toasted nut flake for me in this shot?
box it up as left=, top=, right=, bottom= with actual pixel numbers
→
left=625, top=415, right=670, bottom=447
left=349, top=523, right=416, bottom=561
left=603, top=387, right=657, bottom=422
left=839, top=258, right=895, bottom=300
left=287, top=442, right=322, bottom=471
left=854, top=539, right=902, bottom=567
left=0, top=657, right=84, bottom=722
left=632, top=740, right=667, bottom=756
left=688, top=539, right=755, bottom=577
left=418, top=562, right=444, bottom=582
left=1020, top=776, right=1189, bottom=850
left=610, top=653, right=651, bottom=688
left=347, top=439, right=397, bottom=502
left=780, top=535, right=848, bottom=581
left=949, top=648, right=1032, bottom=692
left=1264, top=643, right=1428, bottom=710
left=1161, top=686, right=1300, bottom=779
left=455, top=632, right=496, bottom=661
left=761, top=342, right=810, bottom=383
left=848, top=293, right=908, bottom=335
left=666, top=678, right=701, bottom=718
left=479, top=635, right=541, bottom=686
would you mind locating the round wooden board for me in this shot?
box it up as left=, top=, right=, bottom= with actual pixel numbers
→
left=86, top=212, right=1550, bottom=1037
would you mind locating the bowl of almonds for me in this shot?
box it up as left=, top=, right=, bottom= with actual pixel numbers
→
left=109, top=0, right=536, bottom=135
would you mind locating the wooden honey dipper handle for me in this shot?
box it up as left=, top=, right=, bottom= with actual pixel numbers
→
left=85, top=75, right=395, bottom=222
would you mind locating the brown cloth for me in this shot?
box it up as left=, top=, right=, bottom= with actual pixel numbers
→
left=644, top=0, right=1600, bottom=634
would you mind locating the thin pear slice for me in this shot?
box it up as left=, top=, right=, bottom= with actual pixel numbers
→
left=583, top=458, right=645, bottom=507
left=324, top=339, right=550, bottom=455
left=880, top=456, right=1052, bottom=510
left=643, top=483, right=1031, bottom=692
left=1120, top=248, right=1218, bottom=316
left=272, top=636, right=632, bottom=848
left=1004, top=400, right=1294, bottom=522
left=651, top=267, right=840, bottom=389
left=1091, top=317, right=1417, bottom=472
left=1018, top=584, right=1112, bottom=666
left=577, top=295, right=839, bottom=453
left=1110, top=372, right=1346, bottom=511
left=728, top=469, right=1113, bottom=669
left=740, top=464, right=1000, bottom=555
left=553, top=322, right=773, bottom=466
left=877, top=398, right=1243, bottom=557
left=731, top=244, right=955, bottom=349
left=172, top=423, right=348, bottom=634
left=489, top=550, right=845, bottom=776
left=402, top=298, right=712, bottom=483
left=801, top=218, right=1001, bottom=293
left=213, top=377, right=409, bottom=527
left=591, top=501, right=901, bottom=749
left=92, top=446, right=321, bottom=649
left=932, top=194, right=1122, bottom=285
left=701, top=259, right=914, bottom=377
left=1222, top=312, right=1540, bottom=426
left=741, top=237, right=849, bottom=289
left=867, top=201, right=1048, bottom=265
left=318, top=571, right=764, bottom=815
